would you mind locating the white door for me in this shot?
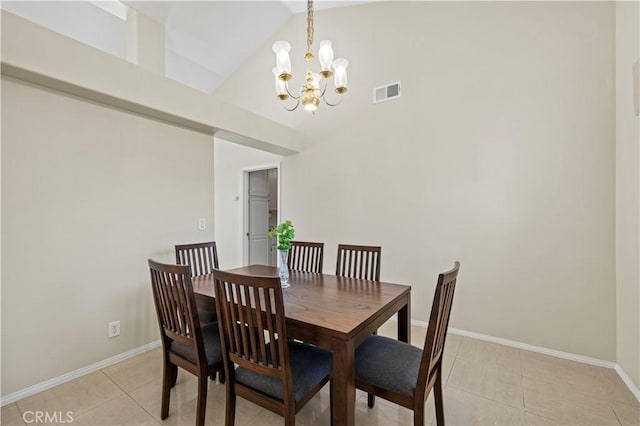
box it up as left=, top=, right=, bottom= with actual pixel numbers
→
left=248, top=170, right=270, bottom=265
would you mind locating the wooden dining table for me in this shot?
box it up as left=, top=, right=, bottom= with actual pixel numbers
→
left=192, top=264, right=412, bottom=426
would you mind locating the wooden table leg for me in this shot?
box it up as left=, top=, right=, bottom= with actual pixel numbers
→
left=331, top=338, right=355, bottom=426
left=397, top=294, right=411, bottom=343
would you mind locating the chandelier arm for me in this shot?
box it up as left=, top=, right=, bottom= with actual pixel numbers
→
left=322, top=93, right=344, bottom=107
left=282, top=98, right=300, bottom=111
left=318, top=78, right=328, bottom=98
left=284, top=81, right=301, bottom=100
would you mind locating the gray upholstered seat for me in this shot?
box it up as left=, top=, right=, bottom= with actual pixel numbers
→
left=170, top=322, right=222, bottom=367
left=235, top=341, right=333, bottom=402
left=355, top=335, right=422, bottom=398
left=356, top=263, right=460, bottom=426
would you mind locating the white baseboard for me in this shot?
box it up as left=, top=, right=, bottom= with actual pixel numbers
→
left=447, top=326, right=616, bottom=369
left=398, top=318, right=639, bottom=402
left=615, top=364, right=640, bottom=402
left=0, top=340, right=161, bottom=407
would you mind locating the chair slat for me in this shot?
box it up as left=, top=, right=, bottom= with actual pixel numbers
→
left=336, top=244, right=382, bottom=281
left=175, top=242, right=220, bottom=277
left=288, top=241, right=324, bottom=273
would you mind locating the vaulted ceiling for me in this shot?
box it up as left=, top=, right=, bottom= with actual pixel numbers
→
left=1, top=1, right=372, bottom=95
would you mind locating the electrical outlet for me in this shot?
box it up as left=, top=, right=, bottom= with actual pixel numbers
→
left=108, top=321, right=120, bottom=338
left=198, top=218, right=206, bottom=230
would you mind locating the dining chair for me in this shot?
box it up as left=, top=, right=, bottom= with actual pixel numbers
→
left=288, top=241, right=324, bottom=273
left=335, top=243, right=382, bottom=406
left=212, top=269, right=333, bottom=426
left=354, top=261, right=461, bottom=426
left=335, top=244, right=381, bottom=281
left=175, top=241, right=219, bottom=324
left=148, top=259, right=224, bottom=426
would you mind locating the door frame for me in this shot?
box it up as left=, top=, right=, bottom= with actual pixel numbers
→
left=242, top=162, right=281, bottom=266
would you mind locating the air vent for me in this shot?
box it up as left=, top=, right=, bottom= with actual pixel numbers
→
left=373, top=81, right=401, bottom=104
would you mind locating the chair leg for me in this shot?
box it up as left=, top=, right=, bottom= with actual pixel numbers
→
left=195, top=375, right=208, bottom=426
left=434, top=371, right=445, bottom=426
left=218, top=368, right=225, bottom=384
left=284, top=411, right=296, bottom=426
left=170, top=363, right=178, bottom=388
left=368, top=330, right=377, bottom=408
left=329, top=379, right=334, bottom=422
left=161, top=360, right=174, bottom=420
left=414, top=403, right=425, bottom=426
left=225, top=383, right=236, bottom=426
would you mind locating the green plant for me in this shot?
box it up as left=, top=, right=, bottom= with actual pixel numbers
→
left=269, top=220, right=295, bottom=251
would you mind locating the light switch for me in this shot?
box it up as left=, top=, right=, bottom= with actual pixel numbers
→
left=198, top=218, right=206, bottom=230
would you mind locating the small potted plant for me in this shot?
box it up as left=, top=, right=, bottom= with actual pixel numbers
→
left=268, top=220, right=295, bottom=287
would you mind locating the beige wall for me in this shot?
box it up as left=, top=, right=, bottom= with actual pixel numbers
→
left=1, top=77, right=215, bottom=396
left=218, top=2, right=617, bottom=360
left=213, top=138, right=282, bottom=269
left=616, top=1, right=640, bottom=389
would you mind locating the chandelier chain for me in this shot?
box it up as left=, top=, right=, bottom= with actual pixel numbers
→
left=306, top=0, right=314, bottom=53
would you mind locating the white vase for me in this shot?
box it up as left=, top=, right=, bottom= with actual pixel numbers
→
left=278, top=249, right=290, bottom=288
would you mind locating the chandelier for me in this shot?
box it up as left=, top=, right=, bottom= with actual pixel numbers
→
left=271, top=0, right=348, bottom=113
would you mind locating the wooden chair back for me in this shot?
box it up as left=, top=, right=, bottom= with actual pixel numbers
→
left=175, top=241, right=219, bottom=276
left=212, top=270, right=294, bottom=404
left=336, top=244, right=382, bottom=281
left=416, top=261, right=460, bottom=400
left=288, top=241, right=324, bottom=273
left=148, top=260, right=206, bottom=367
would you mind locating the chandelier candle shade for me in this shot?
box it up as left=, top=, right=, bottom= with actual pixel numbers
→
left=272, top=0, right=348, bottom=112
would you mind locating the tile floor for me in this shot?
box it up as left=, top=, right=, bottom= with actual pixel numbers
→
left=2, top=322, right=638, bottom=425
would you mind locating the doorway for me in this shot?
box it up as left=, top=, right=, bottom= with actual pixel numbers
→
left=243, top=165, right=279, bottom=266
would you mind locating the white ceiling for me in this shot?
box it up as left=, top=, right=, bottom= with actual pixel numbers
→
left=1, top=0, right=373, bottom=129
left=1, top=0, right=370, bottom=95
left=124, top=1, right=372, bottom=94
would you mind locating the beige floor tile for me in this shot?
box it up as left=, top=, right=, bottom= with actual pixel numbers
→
left=457, top=338, right=522, bottom=375
left=520, top=350, right=597, bottom=390
left=239, top=408, right=283, bottom=426
left=354, top=397, right=414, bottom=426
left=1, top=403, right=25, bottom=426
left=524, top=411, right=559, bottom=425
left=439, top=387, right=525, bottom=426
left=128, top=370, right=259, bottom=426
left=127, top=371, right=199, bottom=424
left=444, top=333, right=462, bottom=358
left=593, top=367, right=640, bottom=406
left=242, top=385, right=332, bottom=426
left=612, top=401, right=640, bottom=426
left=448, top=357, right=524, bottom=409
left=523, top=376, right=620, bottom=425
left=202, top=385, right=268, bottom=426
left=410, top=325, right=427, bottom=349
left=71, top=394, right=159, bottom=425
left=102, top=349, right=163, bottom=393
left=296, top=391, right=332, bottom=426
left=441, top=353, right=456, bottom=385
left=9, top=337, right=638, bottom=426
left=16, top=372, right=124, bottom=420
